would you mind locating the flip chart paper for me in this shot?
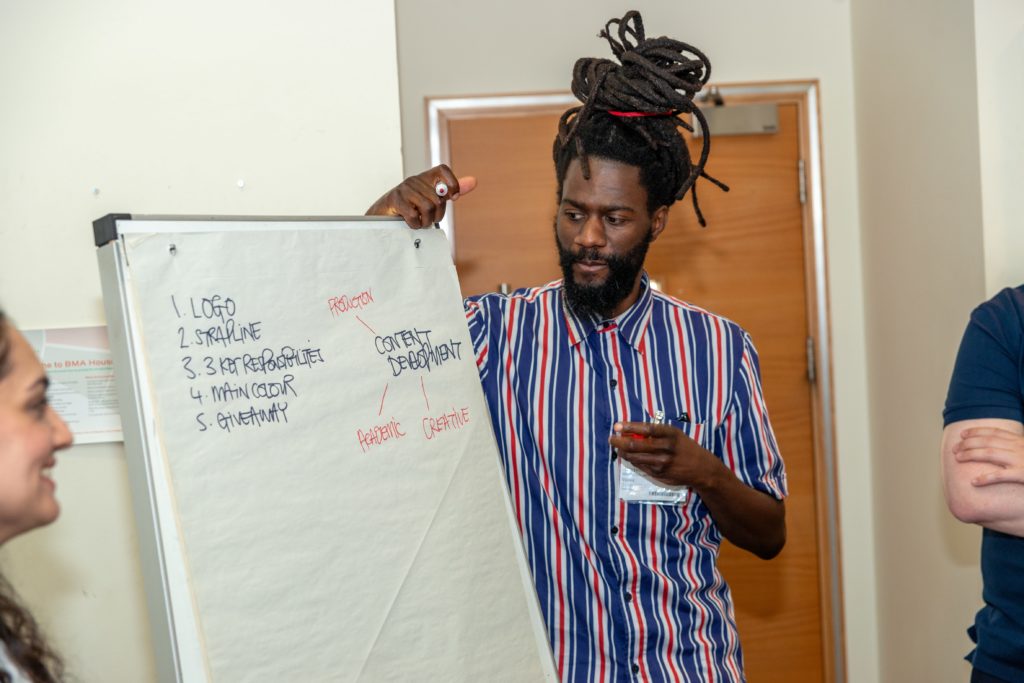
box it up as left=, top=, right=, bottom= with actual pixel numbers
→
left=123, top=224, right=550, bottom=682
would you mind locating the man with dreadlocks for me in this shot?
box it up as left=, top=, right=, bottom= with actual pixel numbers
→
left=368, top=11, right=786, bottom=682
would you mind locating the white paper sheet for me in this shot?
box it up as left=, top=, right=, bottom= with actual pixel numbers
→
left=123, top=224, right=553, bottom=682
left=23, top=326, right=123, bottom=444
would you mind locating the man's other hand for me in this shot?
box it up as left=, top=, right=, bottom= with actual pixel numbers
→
left=610, top=420, right=786, bottom=559
left=610, top=421, right=719, bottom=489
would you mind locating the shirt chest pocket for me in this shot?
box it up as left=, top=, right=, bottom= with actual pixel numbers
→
left=621, top=388, right=713, bottom=448
left=640, top=391, right=713, bottom=449
left=665, top=414, right=713, bottom=451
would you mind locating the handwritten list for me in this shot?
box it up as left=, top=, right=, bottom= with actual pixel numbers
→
left=169, top=294, right=326, bottom=433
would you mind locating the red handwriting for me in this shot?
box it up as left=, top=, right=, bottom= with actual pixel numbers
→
left=422, top=407, right=470, bottom=440
left=357, top=417, right=405, bottom=453
left=355, top=315, right=377, bottom=335
left=328, top=289, right=374, bottom=317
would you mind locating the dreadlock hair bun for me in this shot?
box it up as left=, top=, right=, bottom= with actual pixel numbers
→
left=554, top=10, right=728, bottom=226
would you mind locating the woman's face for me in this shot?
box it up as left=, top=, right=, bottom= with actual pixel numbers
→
left=0, top=327, right=72, bottom=543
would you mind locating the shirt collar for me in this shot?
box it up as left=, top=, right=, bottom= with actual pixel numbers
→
left=562, top=271, right=654, bottom=351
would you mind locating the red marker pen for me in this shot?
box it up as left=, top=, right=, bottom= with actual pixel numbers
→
left=629, top=410, right=665, bottom=439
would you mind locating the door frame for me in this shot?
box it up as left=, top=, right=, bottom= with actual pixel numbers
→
left=426, top=81, right=845, bottom=683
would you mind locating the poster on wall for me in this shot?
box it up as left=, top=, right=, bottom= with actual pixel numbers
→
left=23, top=326, right=123, bottom=444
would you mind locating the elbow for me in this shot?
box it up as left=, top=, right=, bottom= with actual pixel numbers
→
left=756, top=526, right=786, bottom=560
left=946, top=492, right=987, bottom=526
left=943, top=474, right=989, bottom=526
left=752, top=511, right=786, bottom=560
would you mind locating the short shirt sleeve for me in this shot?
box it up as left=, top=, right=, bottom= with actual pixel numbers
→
left=713, top=331, right=788, bottom=500
left=943, top=287, right=1024, bottom=426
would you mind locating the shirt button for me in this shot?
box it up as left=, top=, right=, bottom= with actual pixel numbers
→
left=625, top=593, right=633, bottom=602
left=610, top=379, right=617, bottom=388
left=631, top=664, right=640, bottom=674
left=611, top=525, right=619, bottom=534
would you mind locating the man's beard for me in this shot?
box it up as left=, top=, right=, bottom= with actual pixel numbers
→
left=557, top=228, right=652, bottom=321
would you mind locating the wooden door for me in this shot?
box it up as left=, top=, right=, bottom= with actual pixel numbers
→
left=439, top=87, right=839, bottom=682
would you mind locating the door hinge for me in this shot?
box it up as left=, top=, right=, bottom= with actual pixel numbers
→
left=806, top=336, right=817, bottom=384
left=798, top=159, right=807, bottom=205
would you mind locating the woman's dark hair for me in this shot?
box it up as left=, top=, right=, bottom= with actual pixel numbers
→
left=554, top=11, right=728, bottom=225
left=0, top=310, right=64, bottom=683
left=0, top=575, right=63, bottom=683
left=0, top=311, right=11, bottom=381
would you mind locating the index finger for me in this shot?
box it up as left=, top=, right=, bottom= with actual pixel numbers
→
left=614, top=421, right=667, bottom=438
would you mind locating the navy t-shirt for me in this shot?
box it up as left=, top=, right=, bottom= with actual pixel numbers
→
left=944, top=285, right=1024, bottom=680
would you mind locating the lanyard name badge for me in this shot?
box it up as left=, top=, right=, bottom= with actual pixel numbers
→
left=618, top=410, right=689, bottom=505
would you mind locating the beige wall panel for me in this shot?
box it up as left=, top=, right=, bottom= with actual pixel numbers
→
left=851, top=0, right=986, bottom=681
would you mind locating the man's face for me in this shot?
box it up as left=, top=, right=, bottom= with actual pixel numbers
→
left=555, top=157, right=667, bottom=319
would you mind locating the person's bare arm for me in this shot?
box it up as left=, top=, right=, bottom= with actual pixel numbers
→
left=942, top=417, right=1024, bottom=536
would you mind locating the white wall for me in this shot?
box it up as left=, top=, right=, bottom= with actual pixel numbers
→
left=0, top=2, right=402, bottom=681
left=395, top=1, right=879, bottom=680
left=975, top=0, right=1024, bottom=296
left=851, top=0, right=985, bottom=681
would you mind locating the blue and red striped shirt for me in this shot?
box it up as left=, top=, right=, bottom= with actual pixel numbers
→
left=465, top=273, right=787, bottom=682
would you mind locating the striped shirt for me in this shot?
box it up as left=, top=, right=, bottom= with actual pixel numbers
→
left=465, top=273, right=787, bottom=683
